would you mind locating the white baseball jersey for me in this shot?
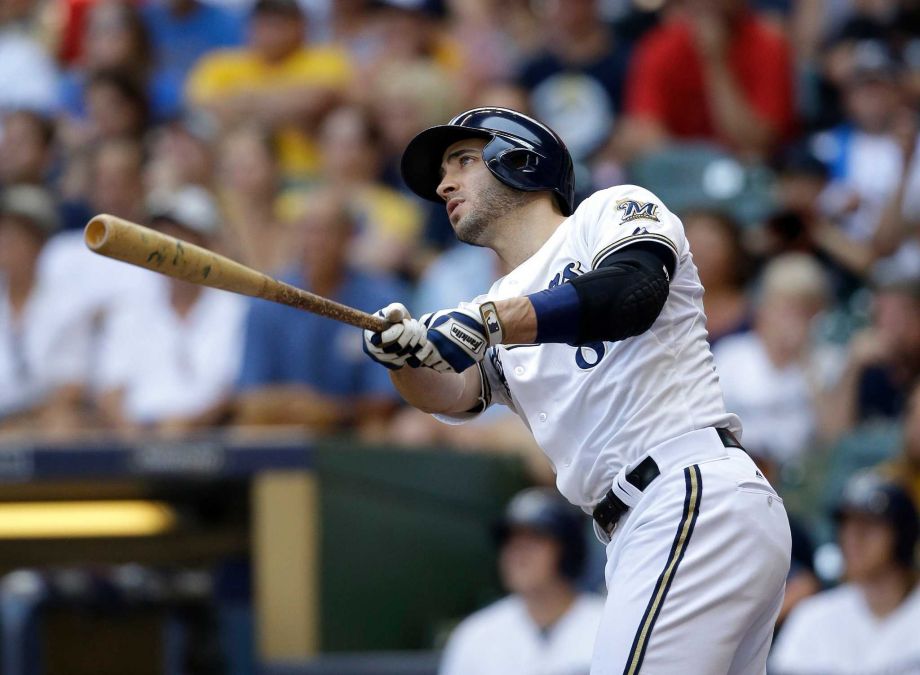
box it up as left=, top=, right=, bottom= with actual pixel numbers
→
left=439, top=593, right=605, bottom=675
left=445, top=184, right=740, bottom=508
left=770, top=583, right=920, bottom=675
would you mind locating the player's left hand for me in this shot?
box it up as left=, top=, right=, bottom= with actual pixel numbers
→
left=416, top=305, right=495, bottom=374
left=362, top=302, right=429, bottom=370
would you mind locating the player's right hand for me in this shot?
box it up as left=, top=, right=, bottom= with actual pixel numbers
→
left=362, top=303, right=429, bottom=370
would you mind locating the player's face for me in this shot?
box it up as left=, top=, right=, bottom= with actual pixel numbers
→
left=437, top=138, right=529, bottom=247
left=839, top=513, right=898, bottom=581
left=499, top=528, right=565, bottom=595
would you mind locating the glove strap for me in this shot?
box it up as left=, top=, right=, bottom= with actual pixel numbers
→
left=478, top=301, right=504, bottom=347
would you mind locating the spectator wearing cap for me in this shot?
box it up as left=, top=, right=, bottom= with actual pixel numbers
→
left=808, top=40, right=920, bottom=284
left=439, top=487, right=602, bottom=675
left=712, top=253, right=843, bottom=465
left=619, top=0, right=795, bottom=160
left=0, top=185, right=93, bottom=433
left=95, top=185, right=246, bottom=433
left=234, top=189, right=403, bottom=435
left=185, top=0, right=354, bottom=180
left=770, top=472, right=920, bottom=675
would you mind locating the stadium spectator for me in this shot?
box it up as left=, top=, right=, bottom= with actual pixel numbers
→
left=368, top=60, right=459, bottom=250
left=214, top=123, right=292, bottom=272
left=713, top=253, right=841, bottom=464
left=0, top=109, right=55, bottom=186
left=86, top=137, right=147, bottom=224
left=359, top=0, right=463, bottom=86
left=0, top=4, right=59, bottom=114
left=234, top=190, right=403, bottom=434
left=38, top=138, right=158, bottom=346
left=439, top=488, right=603, bottom=675
left=620, top=0, right=795, bottom=160
left=58, top=1, right=153, bottom=124
left=759, top=143, right=873, bottom=301
left=140, top=0, right=244, bottom=120
left=0, top=185, right=91, bottom=433
left=770, top=472, right=920, bottom=675
left=145, top=110, right=217, bottom=195
left=821, top=278, right=920, bottom=438
left=96, top=186, right=245, bottom=433
left=808, top=41, right=920, bottom=284
left=516, top=0, right=635, bottom=163
left=185, top=0, right=354, bottom=180
left=683, top=209, right=753, bottom=346
left=316, top=104, right=424, bottom=278
left=81, top=68, right=150, bottom=142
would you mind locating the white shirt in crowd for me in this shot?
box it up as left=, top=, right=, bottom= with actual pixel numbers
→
left=770, top=583, right=920, bottom=675
left=813, top=130, right=920, bottom=282
left=0, top=277, right=94, bottom=417
left=439, top=593, right=605, bottom=675
left=97, top=279, right=246, bottom=424
left=712, top=332, right=841, bottom=464
left=0, top=26, right=59, bottom=114
left=39, top=231, right=160, bottom=334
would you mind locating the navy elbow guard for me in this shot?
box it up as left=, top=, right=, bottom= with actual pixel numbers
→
left=527, top=245, right=672, bottom=345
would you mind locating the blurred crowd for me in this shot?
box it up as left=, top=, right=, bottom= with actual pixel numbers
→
left=0, top=0, right=919, bottom=667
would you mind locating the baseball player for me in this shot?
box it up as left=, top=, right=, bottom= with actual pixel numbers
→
left=363, top=107, right=792, bottom=674
left=440, top=488, right=603, bottom=675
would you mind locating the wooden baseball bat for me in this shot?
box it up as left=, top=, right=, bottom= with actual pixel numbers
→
left=84, top=214, right=389, bottom=332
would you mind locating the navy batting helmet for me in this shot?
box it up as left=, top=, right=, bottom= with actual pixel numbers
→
left=494, top=487, right=587, bottom=580
left=833, top=472, right=919, bottom=568
left=400, top=107, right=576, bottom=216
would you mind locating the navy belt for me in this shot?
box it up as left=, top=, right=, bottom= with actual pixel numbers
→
left=592, top=428, right=743, bottom=535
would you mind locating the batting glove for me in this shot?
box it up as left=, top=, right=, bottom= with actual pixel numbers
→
left=417, top=302, right=504, bottom=374
left=362, top=303, right=429, bottom=370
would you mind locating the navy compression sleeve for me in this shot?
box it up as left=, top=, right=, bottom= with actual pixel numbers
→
left=525, top=242, right=673, bottom=345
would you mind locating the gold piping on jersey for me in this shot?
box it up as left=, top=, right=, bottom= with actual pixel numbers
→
left=591, top=233, right=679, bottom=271
left=623, top=464, right=702, bottom=675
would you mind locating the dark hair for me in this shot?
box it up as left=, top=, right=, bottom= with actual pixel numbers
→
left=682, top=208, right=753, bottom=288
left=86, top=1, right=154, bottom=75
left=5, top=109, right=55, bottom=147
left=87, top=68, right=150, bottom=133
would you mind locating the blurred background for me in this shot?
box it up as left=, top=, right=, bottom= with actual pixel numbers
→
left=0, top=0, right=918, bottom=672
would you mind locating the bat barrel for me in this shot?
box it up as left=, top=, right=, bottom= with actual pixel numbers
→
left=83, top=214, right=390, bottom=333
left=84, top=217, right=110, bottom=250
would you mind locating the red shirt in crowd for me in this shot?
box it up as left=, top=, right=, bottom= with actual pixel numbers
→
left=625, top=12, right=795, bottom=148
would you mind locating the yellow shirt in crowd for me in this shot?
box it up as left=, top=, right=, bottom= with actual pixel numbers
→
left=186, top=46, right=354, bottom=177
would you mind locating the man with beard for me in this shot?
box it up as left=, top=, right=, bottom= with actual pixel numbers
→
left=362, top=107, right=791, bottom=673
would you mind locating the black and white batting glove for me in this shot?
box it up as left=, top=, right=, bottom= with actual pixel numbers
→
left=362, top=303, right=429, bottom=370
left=417, top=302, right=504, bottom=374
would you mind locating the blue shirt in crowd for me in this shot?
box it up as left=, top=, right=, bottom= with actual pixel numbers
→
left=237, top=269, right=405, bottom=401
